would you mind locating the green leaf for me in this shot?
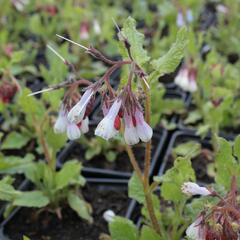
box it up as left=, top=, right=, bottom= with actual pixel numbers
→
left=45, top=127, right=67, bottom=155
left=140, top=226, right=161, bottom=240
left=0, top=154, right=35, bottom=174
left=215, top=137, right=240, bottom=189
left=55, top=160, right=84, bottom=190
left=23, top=236, right=31, bottom=240
left=172, top=141, right=201, bottom=159
left=105, top=151, right=117, bottom=162
left=128, top=172, right=145, bottom=203
left=151, top=26, right=188, bottom=76
left=121, top=17, right=150, bottom=66
left=0, top=180, right=20, bottom=201
left=18, top=88, right=45, bottom=124
left=67, top=192, right=92, bottom=223
left=109, top=217, right=138, bottom=240
left=234, top=135, right=240, bottom=160
left=13, top=191, right=49, bottom=208
left=1, top=131, right=30, bottom=150
left=184, top=110, right=202, bottom=125
left=160, top=157, right=195, bottom=202
left=11, top=50, right=25, bottom=64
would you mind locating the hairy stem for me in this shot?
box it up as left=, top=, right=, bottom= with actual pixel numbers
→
left=142, top=79, right=161, bottom=234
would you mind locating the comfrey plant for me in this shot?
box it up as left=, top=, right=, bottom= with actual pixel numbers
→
left=0, top=88, right=92, bottom=222
left=29, top=16, right=188, bottom=236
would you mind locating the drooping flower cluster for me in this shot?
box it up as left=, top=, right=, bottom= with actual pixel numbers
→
left=174, top=65, right=197, bottom=92
left=54, top=88, right=94, bottom=140
left=182, top=177, right=240, bottom=240
left=54, top=80, right=153, bottom=145
left=94, top=97, right=152, bottom=145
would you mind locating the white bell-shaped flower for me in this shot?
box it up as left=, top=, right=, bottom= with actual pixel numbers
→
left=135, top=109, right=153, bottom=142
left=124, top=112, right=139, bottom=145
left=67, top=89, right=93, bottom=124
left=175, top=67, right=197, bottom=93
left=186, top=216, right=205, bottom=240
left=95, top=99, right=122, bottom=140
left=66, top=123, right=81, bottom=140
left=181, top=182, right=211, bottom=196
left=54, top=108, right=68, bottom=134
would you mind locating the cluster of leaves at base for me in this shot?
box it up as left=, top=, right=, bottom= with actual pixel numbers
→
left=0, top=160, right=92, bottom=222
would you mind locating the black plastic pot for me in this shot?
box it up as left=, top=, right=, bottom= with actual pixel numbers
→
left=157, top=130, right=214, bottom=185
left=0, top=179, right=136, bottom=240
left=57, top=129, right=168, bottom=179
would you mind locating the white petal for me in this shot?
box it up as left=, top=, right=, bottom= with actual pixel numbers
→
left=136, top=122, right=153, bottom=142
left=103, top=210, right=115, bottom=223
left=174, top=69, right=189, bottom=88
left=188, top=81, right=198, bottom=92
left=177, top=11, right=185, bottom=27
left=107, top=99, right=122, bottom=118
left=54, top=115, right=68, bottom=134
left=95, top=117, right=117, bottom=140
left=124, top=127, right=139, bottom=145
left=80, top=117, right=89, bottom=134
left=93, top=20, right=101, bottom=34
left=186, top=217, right=205, bottom=240
left=67, top=89, right=93, bottom=123
left=67, top=123, right=81, bottom=140
left=95, top=99, right=121, bottom=140
left=181, top=182, right=211, bottom=196
left=80, top=31, right=89, bottom=40
left=134, top=109, right=153, bottom=142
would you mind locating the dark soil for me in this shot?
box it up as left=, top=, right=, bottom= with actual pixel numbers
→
left=4, top=184, right=129, bottom=240
left=62, top=134, right=160, bottom=173
left=164, top=135, right=214, bottom=183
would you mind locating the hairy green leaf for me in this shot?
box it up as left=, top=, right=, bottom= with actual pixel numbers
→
left=56, top=160, right=84, bottom=190
left=0, top=180, right=20, bottom=201
left=1, top=131, right=30, bottom=150
left=13, top=191, right=49, bottom=207
left=109, top=217, right=138, bottom=240
left=215, top=137, right=240, bottom=189
left=151, top=26, right=188, bottom=75
left=128, top=172, right=145, bottom=204
left=0, top=154, right=35, bottom=174
left=67, top=192, right=92, bottom=223
left=140, top=225, right=161, bottom=240
left=121, top=16, right=150, bottom=66
left=172, top=141, right=201, bottom=159
left=160, top=157, right=195, bottom=202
